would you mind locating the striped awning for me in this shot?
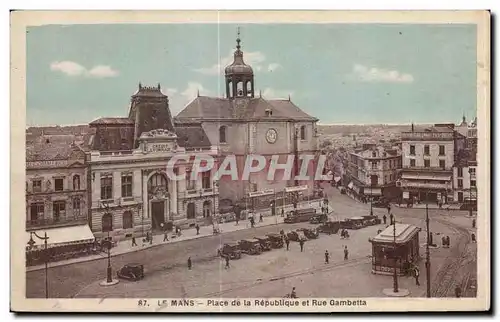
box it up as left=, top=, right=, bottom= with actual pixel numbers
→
left=26, top=224, right=95, bottom=250
left=401, top=174, right=451, bottom=181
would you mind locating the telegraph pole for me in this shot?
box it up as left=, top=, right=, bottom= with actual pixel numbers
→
left=425, top=192, right=431, bottom=297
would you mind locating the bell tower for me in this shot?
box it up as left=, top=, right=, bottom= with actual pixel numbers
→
left=225, top=28, right=255, bottom=99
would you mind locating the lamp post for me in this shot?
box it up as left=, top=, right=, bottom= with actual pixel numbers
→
left=392, top=219, right=399, bottom=293
left=370, top=180, right=374, bottom=216
left=100, top=201, right=114, bottom=284
left=27, top=231, right=49, bottom=298
left=468, top=168, right=475, bottom=217
left=425, top=191, right=431, bottom=297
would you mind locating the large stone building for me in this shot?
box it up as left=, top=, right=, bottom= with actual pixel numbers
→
left=452, top=148, right=477, bottom=204
left=347, top=146, right=402, bottom=200
left=87, top=84, right=218, bottom=239
left=176, top=34, right=320, bottom=207
left=25, top=134, right=89, bottom=232
left=398, top=124, right=465, bottom=204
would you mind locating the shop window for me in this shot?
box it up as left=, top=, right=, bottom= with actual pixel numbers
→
left=122, top=211, right=133, bottom=229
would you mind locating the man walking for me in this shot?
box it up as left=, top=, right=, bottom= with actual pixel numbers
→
left=259, top=213, right=264, bottom=223
left=387, top=204, right=391, bottom=214
left=131, top=236, right=137, bottom=247
left=324, top=250, right=329, bottom=264
left=163, top=231, right=169, bottom=242
left=383, top=214, right=387, bottom=225
left=299, top=239, right=305, bottom=252
left=187, top=257, right=192, bottom=270
left=281, top=208, right=285, bottom=217
left=344, top=246, right=349, bottom=260
left=414, top=267, right=420, bottom=286
left=285, top=237, right=290, bottom=251
left=389, top=213, right=394, bottom=225
left=195, top=224, right=200, bottom=235
left=225, top=255, right=230, bottom=269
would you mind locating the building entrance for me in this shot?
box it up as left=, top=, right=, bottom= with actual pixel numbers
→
left=151, top=201, right=165, bottom=230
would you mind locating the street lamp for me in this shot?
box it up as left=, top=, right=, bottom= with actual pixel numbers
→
left=100, top=201, right=114, bottom=284
left=392, top=219, right=399, bottom=293
left=468, top=168, right=475, bottom=217
left=27, top=231, right=49, bottom=298
left=370, top=180, right=374, bottom=216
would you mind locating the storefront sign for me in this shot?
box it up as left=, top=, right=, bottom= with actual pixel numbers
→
left=248, top=189, right=275, bottom=198
left=27, top=160, right=68, bottom=168
left=285, top=185, right=308, bottom=193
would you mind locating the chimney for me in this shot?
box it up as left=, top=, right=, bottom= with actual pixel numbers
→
left=411, top=123, right=414, bottom=132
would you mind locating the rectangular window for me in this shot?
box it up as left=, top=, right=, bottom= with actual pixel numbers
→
left=409, top=145, right=415, bottom=155
left=471, top=180, right=476, bottom=187
left=100, top=177, right=113, bottom=200
left=202, top=172, right=211, bottom=189
left=29, top=203, right=44, bottom=222
left=410, top=159, right=416, bottom=167
left=424, top=159, right=430, bottom=168
left=424, top=145, right=430, bottom=155
left=32, top=180, right=42, bottom=193
left=371, top=161, right=378, bottom=170
left=457, top=167, right=463, bottom=177
left=121, top=174, right=133, bottom=197
left=186, top=172, right=196, bottom=190
left=469, top=168, right=476, bottom=175
left=53, top=200, right=66, bottom=222
left=439, top=160, right=446, bottom=169
left=439, top=145, right=445, bottom=156
left=54, top=178, right=64, bottom=191
left=73, top=198, right=81, bottom=216
left=458, top=179, right=463, bottom=189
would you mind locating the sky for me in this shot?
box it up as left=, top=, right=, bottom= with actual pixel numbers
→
left=26, top=23, right=477, bottom=126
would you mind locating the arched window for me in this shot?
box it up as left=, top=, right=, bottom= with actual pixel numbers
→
left=237, top=81, right=244, bottom=96
left=246, top=81, right=252, bottom=96
left=73, top=175, right=80, bottom=190
left=122, top=211, right=133, bottom=229
left=148, top=173, right=168, bottom=191
left=219, top=126, right=227, bottom=143
left=228, top=81, right=233, bottom=98
left=300, top=125, right=306, bottom=140
left=203, top=200, right=212, bottom=217
left=187, top=203, right=196, bottom=219
left=102, top=213, right=113, bottom=232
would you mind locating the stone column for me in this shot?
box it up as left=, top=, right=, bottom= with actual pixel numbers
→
left=142, top=171, right=148, bottom=218
left=171, top=179, right=178, bottom=216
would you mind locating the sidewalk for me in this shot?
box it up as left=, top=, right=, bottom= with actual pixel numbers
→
left=27, top=199, right=328, bottom=272
left=393, top=203, right=462, bottom=210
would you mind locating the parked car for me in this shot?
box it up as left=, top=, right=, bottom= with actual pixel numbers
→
left=317, top=221, right=340, bottom=235
left=361, top=215, right=381, bottom=226
left=238, top=239, right=262, bottom=255
left=117, top=263, right=144, bottom=281
left=254, top=236, right=272, bottom=251
left=347, top=217, right=366, bottom=229
left=372, top=199, right=389, bottom=208
left=284, top=208, right=317, bottom=223
left=296, top=227, right=319, bottom=239
left=310, top=213, right=328, bottom=224
left=217, top=243, right=242, bottom=259
left=286, top=230, right=308, bottom=242
left=265, top=233, right=284, bottom=248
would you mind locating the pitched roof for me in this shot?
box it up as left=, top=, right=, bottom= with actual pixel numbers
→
left=175, top=125, right=212, bottom=149
left=176, top=96, right=317, bottom=121
left=91, top=124, right=135, bottom=151
left=89, top=117, right=134, bottom=125
left=26, top=135, right=82, bottom=161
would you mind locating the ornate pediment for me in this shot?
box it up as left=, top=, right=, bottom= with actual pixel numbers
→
left=140, top=129, right=178, bottom=139
left=139, top=129, right=178, bottom=154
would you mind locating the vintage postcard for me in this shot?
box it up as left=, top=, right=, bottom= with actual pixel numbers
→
left=11, top=10, right=490, bottom=312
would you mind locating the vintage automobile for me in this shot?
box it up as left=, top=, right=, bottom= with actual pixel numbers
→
left=361, top=215, right=382, bottom=226
left=317, top=221, right=341, bottom=235
left=265, top=233, right=284, bottom=248
left=253, top=236, right=272, bottom=251
left=310, top=213, right=328, bottom=224
left=286, top=230, right=308, bottom=242
left=348, top=217, right=367, bottom=229
left=217, top=243, right=242, bottom=259
left=117, top=263, right=145, bottom=281
left=238, top=239, right=262, bottom=255
left=284, top=208, right=317, bottom=224
left=373, top=199, right=390, bottom=208
left=296, top=227, right=319, bottom=239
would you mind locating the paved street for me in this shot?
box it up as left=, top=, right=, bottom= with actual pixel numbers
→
left=26, top=184, right=477, bottom=299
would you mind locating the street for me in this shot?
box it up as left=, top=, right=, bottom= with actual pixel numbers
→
left=26, top=184, right=477, bottom=299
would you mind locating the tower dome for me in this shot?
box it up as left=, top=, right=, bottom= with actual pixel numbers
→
left=225, top=28, right=255, bottom=99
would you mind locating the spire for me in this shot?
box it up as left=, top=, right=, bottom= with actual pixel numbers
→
left=236, top=27, right=241, bottom=52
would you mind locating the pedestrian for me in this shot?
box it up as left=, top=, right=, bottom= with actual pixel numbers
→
left=389, top=213, right=394, bottom=225
left=299, top=239, right=304, bottom=252
left=131, top=236, right=137, bottom=247
left=455, top=285, right=461, bottom=298
left=442, top=236, right=446, bottom=247
left=383, top=215, right=387, bottom=225
left=290, top=287, right=297, bottom=298
left=344, top=246, right=349, bottom=260
left=187, top=257, right=192, bottom=270
left=414, top=267, right=420, bottom=286
left=387, top=205, right=391, bottom=214
left=471, top=233, right=476, bottom=243
left=281, top=208, right=285, bottom=217
left=146, top=232, right=150, bottom=243
left=249, top=216, right=254, bottom=228
left=163, top=231, right=169, bottom=242
left=195, top=224, right=200, bottom=235
left=472, top=218, right=476, bottom=229
left=259, top=213, right=263, bottom=223
left=225, top=255, right=230, bottom=269
left=285, top=238, right=290, bottom=251
left=325, top=250, right=329, bottom=264
left=446, top=236, right=451, bottom=248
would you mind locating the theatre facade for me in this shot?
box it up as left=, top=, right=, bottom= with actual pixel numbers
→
left=87, top=84, right=219, bottom=239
